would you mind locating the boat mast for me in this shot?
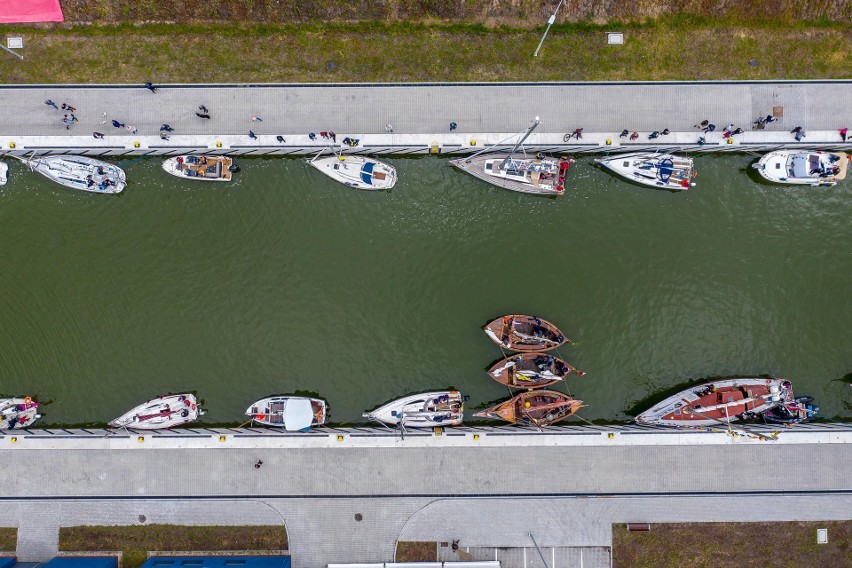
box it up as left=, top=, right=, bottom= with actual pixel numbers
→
left=501, top=117, right=541, bottom=169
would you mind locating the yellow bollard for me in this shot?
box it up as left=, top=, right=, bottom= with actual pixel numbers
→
left=216, top=141, right=222, bottom=148
left=727, top=138, right=734, bottom=144
left=606, top=139, right=612, bottom=146
left=337, top=435, right=344, bottom=442
left=9, top=142, right=15, bottom=149
left=10, top=437, right=17, bottom=443
left=134, top=142, right=140, bottom=148
left=608, top=433, right=615, bottom=439
left=219, top=436, right=226, bottom=442
left=138, top=436, right=144, bottom=443
left=473, top=434, right=480, bottom=441
left=470, top=140, right=476, bottom=146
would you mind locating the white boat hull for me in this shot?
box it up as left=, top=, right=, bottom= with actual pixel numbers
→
left=0, top=162, right=7, bottom=186
left=363, top=391, right=464, bottom=428
left=308, top=155, right=397, bottom=190
left=0, top=398, right=41, bottom=429
left=26, top=155, right=126, bottom=194
left=162, top=156, right=234, bottom=182
left=109, top=394, right=202, bottom=429
left=246, top=396, right=327, bottom=431
left=595, top=153, right=696, bottom=190
left=450, top=154, right=572, bottom=195
left=753, top=151, right=848, bottom=186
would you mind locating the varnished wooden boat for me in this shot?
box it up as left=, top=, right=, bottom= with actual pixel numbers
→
left=474, top=390, right=583, bottom=426
left=488, top=352, right=583, bottom=389
left=483, top=315, right=568, bottom=352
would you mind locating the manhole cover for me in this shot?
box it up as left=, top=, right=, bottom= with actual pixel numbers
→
left=138, top=515, right=147, bottom=523
left=354, top=513, right=363, bottom=521
left=749, top=59, right=758, bottom=68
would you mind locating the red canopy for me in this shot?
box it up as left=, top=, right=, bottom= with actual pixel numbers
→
left=0, top=0, right=63, bottom=23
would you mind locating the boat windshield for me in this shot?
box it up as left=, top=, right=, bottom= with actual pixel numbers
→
left=360, top=161, right=375, bottom=185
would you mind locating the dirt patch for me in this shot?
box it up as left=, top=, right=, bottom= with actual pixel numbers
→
left=60, top=525, right=288, bottom=568
left=0, top=528, right=16, bottom=552
left=613, top=521, right=851, bottom=568
left=396, top=541, right=437, bottom=562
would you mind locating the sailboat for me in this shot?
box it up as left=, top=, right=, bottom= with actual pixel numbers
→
left=19, top=155, right=126, bottom=194
left=595, top=152, right=696, bottom=190
left=308, top=150, right=397, bottom=191
left=450, top=118, right=573, bottom=196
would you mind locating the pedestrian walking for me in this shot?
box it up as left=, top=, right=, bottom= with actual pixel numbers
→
left=723, top=131, right=732, bottom=139
left=449, top=122, right=457, bottom=131
left=112, top=120, right=125, bottom=128
left=753, top=117, right=767, bottom=130
left=764, top=115, right=777, bottom=124
left=44, top=99, right=58, bottom=110
left=61, top=103, right=77, bottom=113
left=723, top=124, right=735, bottom=133
left=93, top=132, right=105, bottom=139
left=702, top=123, right=716, bottom=133
left=125, top=124, right=137, bottom=134
left=732, top=127, right=744, bottom=135
left=198, top=105, right=208, bottom=113
left=697, top=136, right=706, bottom=145
left=309, top=132, right=317, bottom=141
left=160, top=124, right=174, bottom=132
left=329, top=131, right=336, bottom=142
left=619, top=129, right=629, bottom=138
left=160, top=131, right=170, bottom=140
left=254, top=460, right=263, bottom=469
left=249, top=130, right=257, bottom=139
left=661, top=128, right=670, bottom=135
left=385, top=123, right=393, bottom=133
left=648, top=130, right=659, bottom=139
left=61, top=115, right=74, bottom=129
left=320, top=131, right=329, bottom=139
left=70, top=114, right=79, bottom=123
left=693, top=120, right=709, bottom=129
left=196, top=112, right=211, bottom=119
left=251, top=114, right=262, bottom=122
left=144, top=82, right=159, bottom=93
left=840, top=128, right=848, bottom=142
left=629, top=131, right=639, bottom=141
left=791, top=126, right=806, bottom=141
left=276, top=135, right=286, bottom=143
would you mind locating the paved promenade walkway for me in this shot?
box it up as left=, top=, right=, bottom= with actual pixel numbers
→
left=1, top=425, right=850, bottom=567
left=1, top=82, right=850, bottom=156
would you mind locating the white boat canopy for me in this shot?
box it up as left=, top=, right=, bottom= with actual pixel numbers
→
left=284, top=397, right=315, bottom=431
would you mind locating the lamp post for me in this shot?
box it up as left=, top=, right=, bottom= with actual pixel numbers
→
left=533, top=0, right=565, bottom=58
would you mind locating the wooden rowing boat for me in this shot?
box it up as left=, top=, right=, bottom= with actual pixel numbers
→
left=474, top=390, right=583, bottom=426
left=483, top=315, right=568, bottom=352
left=246, top=396, right=327, bottom=431
left=487, top=352, right=583, bottom=389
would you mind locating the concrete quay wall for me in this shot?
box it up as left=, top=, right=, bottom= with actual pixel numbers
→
left=1, top=81, right=850, bottom=157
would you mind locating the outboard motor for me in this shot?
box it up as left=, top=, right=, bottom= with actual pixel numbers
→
left=228, top=164, right=240, bottom=173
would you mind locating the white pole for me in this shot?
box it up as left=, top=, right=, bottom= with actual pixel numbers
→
left=533, top=0, right=565, bottom=58
left=0, top=43, right=24, bottom=60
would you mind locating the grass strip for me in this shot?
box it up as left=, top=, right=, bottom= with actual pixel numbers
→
left=613, top=521, right=851, bottom=568
left=0, top=23, right=849, bottom=84
left=60, top=525, right=287, bottom=568
left=396, top=541, right=437, bottom=562
left=0, top=528, right=16, bottom=552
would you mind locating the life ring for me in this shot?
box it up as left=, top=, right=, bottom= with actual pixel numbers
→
left=680, top=179, right=689, bottom=188
left=559, top=161, right=571, bottom=170
left=24, top=396, right=32, bottom=405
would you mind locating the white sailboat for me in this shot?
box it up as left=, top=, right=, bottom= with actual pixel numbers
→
left=308, top=151, right=397, bottom=190
left=752, top=150, right=848, bottom=186
left=363, top=391, right=464, bottom=428
left=595, top=152, right=696, bottom=190
left=109, top=394, right=203, bottom=430
left=0, top=397, right=41, bottom=429
left=450, top=117, right=573, bottom=196
left=21, top=155, right=126, bottom=194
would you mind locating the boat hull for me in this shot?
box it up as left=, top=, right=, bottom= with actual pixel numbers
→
left=363, top=391, right=464, bottom=428
left=0, top=162, right=7, bottom=186
left=635, top=378, right=793, bottom=427
left=109, top=394, right=202, bottom=429
left=27, top=155, right=126, bottom=194
left=595, top=153, right=695, bottom=190
left=488, top=352, right=579, bottom=389
left=163, top=156, right=234, bottom=181
left=246, top=396, right=327, bottom=431
left=484, top=315, right=567, bottom=352
left=0, top=398, right=41, bottom=429
left=450, top=154, right=571, bottom=195
left=753, top=151, right=848, bottom=186
left=474, top=390, right=583, bottom=426
left=308, top=155, right=397, bottom=190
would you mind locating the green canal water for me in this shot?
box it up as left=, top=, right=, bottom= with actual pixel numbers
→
left=1, top=154, right=850, bottom=425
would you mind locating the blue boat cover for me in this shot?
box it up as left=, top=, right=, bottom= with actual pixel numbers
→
left=657, top=158, right=674, bottom=183
left=360, top=161, right=375, bottom=185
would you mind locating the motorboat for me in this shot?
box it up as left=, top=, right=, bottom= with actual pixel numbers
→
left=0, top=161, right=7, bottom=186
left=474, top=390, right=583, bottom=427
left=635, top=377, right=793, bottom=428
left=484, top=315, right=568, bottom=352
left=0, top=397, right=41, bottom=429
left=595, top=153, right=696, bottom=190
left=450, top=153, right=573, bottom=196
left=488, top=352, right=583, bottom=389
left=109, top=394, right=203, bottom=429
left=246, top=396, right=327, bottom=431
left=752, top=150, right=848, bottom=186
left=759, top=396, right=819, bottom=425
left=21, top=155, right=126, bottom=194
left=308, top=153, right=397, bottom=190
left=363, top=391, right=464, bottom=428
left=162, top=155, right=237, bottom=181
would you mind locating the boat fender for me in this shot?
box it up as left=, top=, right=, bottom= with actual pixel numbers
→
left=556, top=185, right=564, bottom=193
left=191, top=403, right=197, bottom=410
left=680, top=179, right=689, bottom=188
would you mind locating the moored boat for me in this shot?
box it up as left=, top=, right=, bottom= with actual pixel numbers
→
left=308, top=153, right=397, bottom=190
left=752, top=150, right=848, bottom=186
left=0, top=397, right=41, bottom=429
left=484, top=315, right=568, bottom=352
left=635, top=377, right=793, bottom=428
left=22, top=155, right=126, bottom=194
left=162, top=155, right=237, bottom=182
left=0, top=161, right=7, bottom=186
left=474, top=390, right=583, bottom=426
left=450, top=153, right=573, bottom=196
left=363, top=391, right=464, bottom=428
left=109, top=394, right=203, bottom=429
left=246, top=396, right=327, bottom=431
left=759, top=396, right=819, bottom=425
left=488, top=352, right=583, bottom=389
left=595, top=153, right=696, bottom=190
